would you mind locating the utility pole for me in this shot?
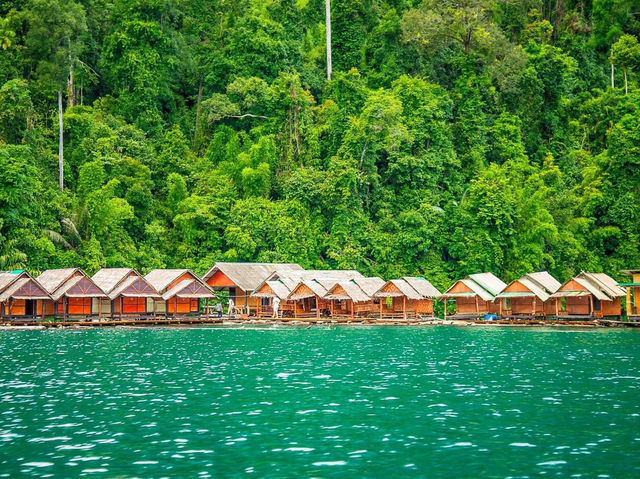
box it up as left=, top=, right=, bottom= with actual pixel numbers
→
left=58, top=90, right=64, bottom=191
left=326, top=0, right=332, bottom=80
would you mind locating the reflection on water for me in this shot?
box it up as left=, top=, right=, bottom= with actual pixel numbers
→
left=1, top=327, right=639, bottom=477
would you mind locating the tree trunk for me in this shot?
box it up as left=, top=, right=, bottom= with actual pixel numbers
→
left=325, top=0, right=332, bottom=80
left=624, top=69, right=628, bottom=95
left=193, top=79, right=203, bottom=148
left=611, top=63, right=615, bottom=88
left=67, top=61, right=75, bottom=107
left=58, top=90, right=64, bottom=191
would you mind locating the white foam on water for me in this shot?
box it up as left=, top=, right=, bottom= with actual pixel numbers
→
left=537, top=460, right=568, bottom=466
left=22, top=462, right=54, bottom=467
left=312, top=461, right=346, bottom=466
left=510, top=443, right=536, bottom=447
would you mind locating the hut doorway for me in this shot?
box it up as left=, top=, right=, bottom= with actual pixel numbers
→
left=593, top=298, right=601, bottom=312
left=25, top=299, right=36, bottom=316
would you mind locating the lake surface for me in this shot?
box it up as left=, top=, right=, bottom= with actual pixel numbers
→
left=0, top=326, right=639, bottom=478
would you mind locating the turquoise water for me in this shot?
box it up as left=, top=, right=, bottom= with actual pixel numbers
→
left=0, top=327, right=639, bottom=478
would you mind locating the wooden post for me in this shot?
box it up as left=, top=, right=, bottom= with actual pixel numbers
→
left=316, top=295, right=320, bottom=319
left=555, top=297, right=559, bottom=317
left=330, top=299, right=334, bottom=318
left=403, top=296, right=406, bottom=320
left=121, top=296, right=124, bottom=320
left=589, top=295, right=594, bottom=317
left=444, top=298, right=447, bottom=320
left=8, top=298, right=12, bottom=319
left=499, top=298, right=503, bottom=318
left=475, top=295, right=479, bottom=318
left=351, top=300, right=354, bottom=319
left=532, top=296, right=536, bottom=317
left=379, top=298, right=383, bottom=319
left=175, top=296, right=178, bottom=319
left=626, top=287, right=632, bottom=318
left=63, top=297, right=67, bottom=321
left=98, top=297, right=102, bottom=320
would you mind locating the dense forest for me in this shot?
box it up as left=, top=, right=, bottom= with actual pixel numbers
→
left=0, top=0, right=639, bottom=288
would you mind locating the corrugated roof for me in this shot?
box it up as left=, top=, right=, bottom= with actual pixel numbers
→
left=402, top=277, right=441, bottom=299
left=92, top=268, right=135, bottom=294
left=36, top=268, right=78, bottom=293
left=468, top=272, right=506, bottom=296
left=526, top=271, right=561, bottom=294
left=497, top=272, right=561, bottom=302
left=581, top=272, right=626, bottom=298
left=550, top=290, right=591, bottom=298
left=443, top=273, right=506, bottom=301
left=202, top=262, right=303, bottom=291
left=550, top=272, right=624, bottom=301
left=324, top=281, right=371, bottom=303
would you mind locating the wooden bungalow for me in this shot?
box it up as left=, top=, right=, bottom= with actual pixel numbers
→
left=324, top=277, right=385, bottom=318
left=550, top=271, right=625, bottom=319
left=145, top=269, right=216, bottom=317
left=251, top=277, right=299, bottom=317
left=286, top=271, right=364, bottom=319
left=495, top=271, right=561, bottom=319
left=442, top=272, right=506, bottom=319
left=37, top=268, right=107, bottom=319
left=92, top=268, right=160, bottom=319
left=620, top=270, right=640, bottom=321
left=251, top=269, right=363, bottom=318
left=373, top=277, right=441, bottom=319
left=0, top=271, right=51, bottom=320
left=203, top=262, right=303, bottom=316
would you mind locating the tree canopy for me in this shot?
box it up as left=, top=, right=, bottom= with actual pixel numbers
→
left=0, top=0, right=639, bottom=290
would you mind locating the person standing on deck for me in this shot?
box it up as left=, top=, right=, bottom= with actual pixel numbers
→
left=214, top=301, right=223, bottom=318
left=228, top=297, right=235, bottom=317
left=272, top=297, right=280, bottom=319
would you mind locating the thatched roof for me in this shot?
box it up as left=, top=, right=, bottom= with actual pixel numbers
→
left=497, top=271, right=561, bottom=302
left=51, top=275, right=106, bottom=300
left=0, top=276, right=51, bottom=302
left=37, top=269, right=105, bottom=300
left=324, top=281, right=371, bottom=303
left=145, top=269, right=205, bottom=294
left=402, top=277, right=441, bottom=299
left=202, top=262, right=303, bottom=291
left=92, top=268, right=135, bottom=294
left=251, top=280, right=292, bottom=300
left=353, top=277, right=386, bottom=296
left=162, top=279, right=216, bottom=301
left=288, top=280, right=330, bottom=300
left=552, top=271, right=626, bottom=301
left=376, top=279, right=424, bottom=300
left=36, top=268, right=78, bottom=294
left=110, top=275, right=159, bottom=300
left=0, top=271, right=25, bottom=293
left=443, top=272, right=506, bottom=301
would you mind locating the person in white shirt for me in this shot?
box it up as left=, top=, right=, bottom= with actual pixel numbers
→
left=228, top=297, right=235, bottom=316
left=272, top=297, right=280, bottom=319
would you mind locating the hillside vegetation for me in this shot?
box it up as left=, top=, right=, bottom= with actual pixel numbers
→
left=0, top=0, right=639, bottom=287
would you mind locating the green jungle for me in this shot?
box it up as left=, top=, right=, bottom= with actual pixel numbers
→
left=0, top=0, right=639, bottom=290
